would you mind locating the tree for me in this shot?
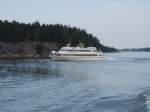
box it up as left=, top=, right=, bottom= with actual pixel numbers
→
left=0, top=20, right=117, bottom=52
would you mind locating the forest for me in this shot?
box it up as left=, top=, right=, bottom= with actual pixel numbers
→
left=0, top=20, right=117, bottom=52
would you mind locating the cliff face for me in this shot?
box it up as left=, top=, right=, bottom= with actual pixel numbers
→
left=0, top=42, right=59, bottom=58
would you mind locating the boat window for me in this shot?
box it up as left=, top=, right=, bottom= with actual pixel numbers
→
left=62, top=54, right=98, bottom=56
left=60, top=50, right=73, bottom=51
left=60, top=50, right=97, bottom=52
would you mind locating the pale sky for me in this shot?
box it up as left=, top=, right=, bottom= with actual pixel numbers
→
left=0, top=0, right=150, bottom=48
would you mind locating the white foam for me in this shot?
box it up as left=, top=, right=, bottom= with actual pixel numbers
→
left=143, top=94, right=150, bottom=112
left=106, top=57, right=135, bottom=61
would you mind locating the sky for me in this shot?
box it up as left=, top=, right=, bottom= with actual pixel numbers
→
left=0, top=0, right=150, bottom=48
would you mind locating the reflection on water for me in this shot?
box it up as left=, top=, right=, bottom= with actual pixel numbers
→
left=0, top=52, right=150, bottom=112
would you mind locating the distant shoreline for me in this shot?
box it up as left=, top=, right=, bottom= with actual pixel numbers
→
left=121, top=48, right=150, bottom=52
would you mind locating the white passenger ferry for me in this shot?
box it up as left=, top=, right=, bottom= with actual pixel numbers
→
left=49, top=45, right=105, bottom=61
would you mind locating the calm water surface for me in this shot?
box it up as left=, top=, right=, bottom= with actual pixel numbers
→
left=0, top=52, right=150, bottom=112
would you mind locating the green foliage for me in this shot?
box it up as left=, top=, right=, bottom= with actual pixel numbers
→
left=0, top=20, right=117, bottom=52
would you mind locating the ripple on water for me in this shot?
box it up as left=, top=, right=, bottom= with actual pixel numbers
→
left=0, top=52, right=150, bottom=112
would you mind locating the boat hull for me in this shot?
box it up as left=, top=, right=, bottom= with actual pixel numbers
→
left=49, top=55, right=105, bottom=61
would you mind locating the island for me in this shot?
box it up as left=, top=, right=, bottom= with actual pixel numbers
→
left=0, top=20, right=118, bottom=58
left=122, top=48, right=150, bottom=52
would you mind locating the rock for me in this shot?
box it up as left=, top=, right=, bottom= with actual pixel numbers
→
left=0, top=42, right=59, bottom=58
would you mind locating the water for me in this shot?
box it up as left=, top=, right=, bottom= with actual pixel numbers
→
left=0, top=52, right=150, bottom=112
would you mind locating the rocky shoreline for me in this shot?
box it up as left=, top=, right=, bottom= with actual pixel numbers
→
left=0, top=42, right=59, bottom=58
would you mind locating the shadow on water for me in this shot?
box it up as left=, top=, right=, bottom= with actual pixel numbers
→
left=0, top=59, right=62, bottom=79
left=0, top=59, right=107, bottom=83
